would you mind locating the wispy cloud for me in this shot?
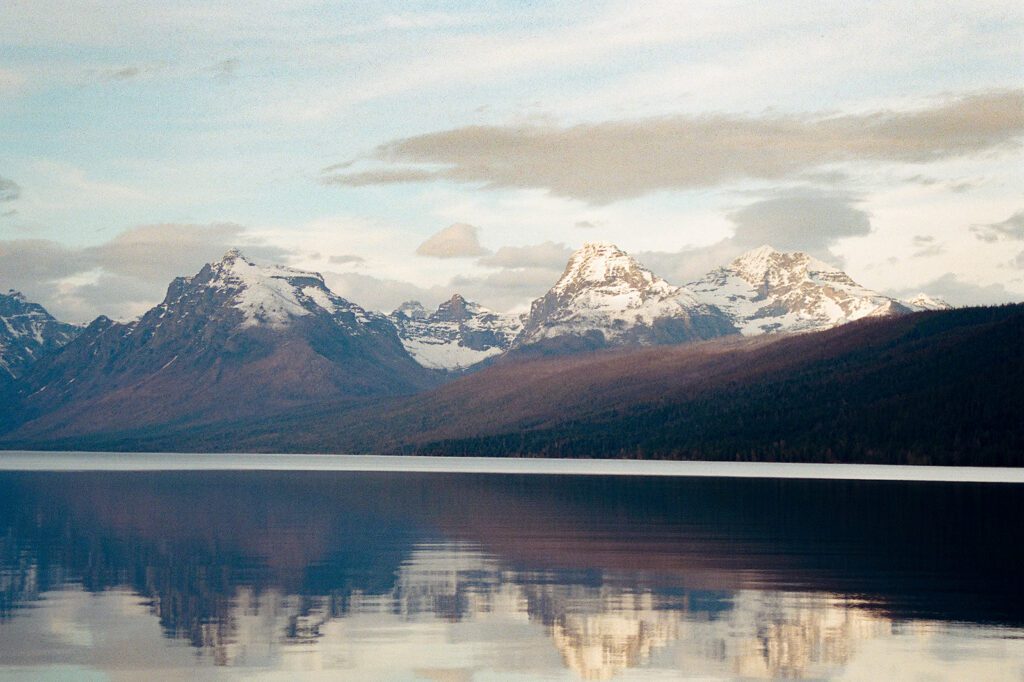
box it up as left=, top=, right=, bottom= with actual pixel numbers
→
left=638, top=189, right=873, bottom=283
left=325, top=91, right=1024, bottom=204
left=970, top=210, right=1024, bottom=242
left=0, top=223, right=286, bottom=322
left=478, top=241, right=571, bottom=270
left=328, top=254, right=365, bottom=266
left=0, top=176, right=21, bottom=203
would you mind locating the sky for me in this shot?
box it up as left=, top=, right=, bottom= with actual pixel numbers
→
left=1, top=0, right=1022, bottom=323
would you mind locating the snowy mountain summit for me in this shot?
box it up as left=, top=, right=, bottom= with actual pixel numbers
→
left=905, top=293, right=952, bottom=311
left=10, top=250, right=434, bottom=438
left=199, top=249, right=381, bottom=333
left=512, top=242, right=735, bottom=353
left=688, top=245, right=912, bottom=335
left=390, top=294, right=522, bottom=371
left=0, top=290, right=79, bottom=380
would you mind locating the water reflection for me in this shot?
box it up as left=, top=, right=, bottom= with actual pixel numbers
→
left=0, top=471, right=1022, bottom=679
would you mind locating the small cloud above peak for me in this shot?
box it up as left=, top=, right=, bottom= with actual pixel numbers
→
left=0, top=175, right=21, bottom=203
left=416, top=223, right=489, bottom=259
left=328, top=254, right=365, bottom=266
left=970, top=211, right=1024, bottom=243
left=478, top=242, right=571, bottom=270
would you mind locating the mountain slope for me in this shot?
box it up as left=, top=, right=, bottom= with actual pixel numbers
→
left=0, top=290, right=79, bottom=380
left=689, top=246, right=912, bottom=335
left=389, top=294, right=522, bottom=371
left=512, top=242, right=736, bottom=354
left=397, top=305, right=1023, bottom=465
left=6, top=251, right=436, bottom=439
left=20, top=305, right=1022, bottom=467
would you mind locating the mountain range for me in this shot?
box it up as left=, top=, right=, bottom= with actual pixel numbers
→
left=5, top=250, right=435, bottom=438
left=4, top=241, right=1013, bottom=465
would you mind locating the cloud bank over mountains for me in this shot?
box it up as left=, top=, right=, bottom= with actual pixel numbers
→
left=1, top=3, right=1022, bottom=321
left=0, top=224, right=287, bottom=321
left=324, top=92, right=1024, bottom=203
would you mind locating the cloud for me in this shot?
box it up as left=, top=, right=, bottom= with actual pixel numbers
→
left=322, top=271, right=451, bottom=314
left=638, top=190, right=872, bottom=283
left=322, top=168, right=439, bottom=187
left=891, top=273, right=1021, bottom=306
left=574, top=220, right=598, bottom=229
left=728, top=191, right=871, bottom=253
left=109, top=66, right=141, bottom=80
left=95, top=64, right=167, bottom=83
left=328, top=254, right=365, bottom=266
left=81, top=223, right=286, bottom=282
left=0, top=175, right=21, bottom=202
left=448, top=266, right=561, bottom=311
left=913, top=244, right=945, bottom=258
left=210, top=58, right=239, bottom=82
left=324, top=91, right=1024, bottom=203
left=415, top=223, right=489, bottom=258
left=323, top=258, right=563, bottom=315
left=970, top=210, right=1024, bottom=242
left=0, top=239, right=85, bottom=284
left=0, top=223, right=287, bottom=322
left=478, top=241, right=571, bottom=270
left=912, top=235, right=935, bottom=246
left=0, top=68, right=25, bottom=92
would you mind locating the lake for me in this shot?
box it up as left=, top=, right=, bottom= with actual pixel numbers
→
left=0, top=455, right=1022, bottom=680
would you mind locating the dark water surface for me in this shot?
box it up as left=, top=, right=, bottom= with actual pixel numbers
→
left=0, top=469, right=1022, bottom=680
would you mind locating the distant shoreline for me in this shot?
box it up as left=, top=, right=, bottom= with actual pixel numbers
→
left=0, top=452, right=1022, bottom=483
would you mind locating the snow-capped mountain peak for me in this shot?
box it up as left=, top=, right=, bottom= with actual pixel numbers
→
left=197, top=250, right=373, bottom=331
left=729, top=244, right=783, bottom=281
left=394, top=300, right=428, bottom=320
left=905, top=293, right=952, bottom=311
left=689, top=246, right=911, bottom=335
left=512, top=242, right=735, bottom=352
left=432, top=294, right=477, bottom=322
left=389, top=294, right=523, bottom=371
left=552, top=241, right=687, bottom=302
left=729, top=246, right=859, bottom=290
left=0, top=290, right=80, bottom=379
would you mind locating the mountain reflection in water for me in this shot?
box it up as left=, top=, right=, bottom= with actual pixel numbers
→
left=0, top=470, right=1022, bottom=680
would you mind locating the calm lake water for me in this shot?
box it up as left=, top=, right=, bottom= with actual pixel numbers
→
left=0, top=462, right=1022, bottom=680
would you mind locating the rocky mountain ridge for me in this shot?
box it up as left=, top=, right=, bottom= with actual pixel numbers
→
left=0, top=290, right=79, bottom=381
left=510, top=242, right=737, bottom=354
left=688, top=246, right=914, bottom=335
left=389, top=294, right=522, bottom=371
left=1, top=244, right=952, bottom=387
left=6, top=251, right=434, bottom=439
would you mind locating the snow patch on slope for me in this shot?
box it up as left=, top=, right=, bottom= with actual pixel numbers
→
left=400, top=338, right=506, bottom=370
